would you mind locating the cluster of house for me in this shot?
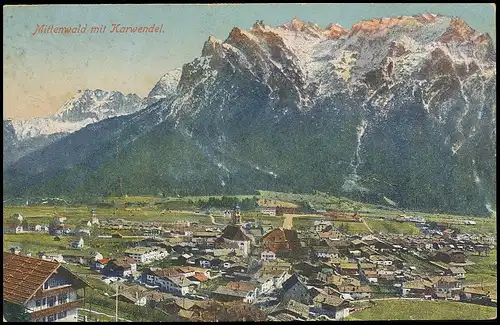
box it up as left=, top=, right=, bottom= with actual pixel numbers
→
left=3, top=212, right=102, bottom=237
left=385, top=215, right=426, bottom=223
left=4, top=205, right=496, bottom=322
left=98, top=218, right=165, bottom=234
left=3, top=213, right=50, bottom=234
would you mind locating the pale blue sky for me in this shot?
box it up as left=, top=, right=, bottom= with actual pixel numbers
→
left=3, top=3, right=496, bottom=119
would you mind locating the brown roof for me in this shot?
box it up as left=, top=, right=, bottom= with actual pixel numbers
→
left=152, top=268, right=181, bottom=278
left=152, top=267, right=204, bottom=279
left=97, top=258, right=111, bottom=265
left=262, top=228, right=301, bottom=253
left=146, top=291, right=172, bottom=302
left=191, top=272, right=209, bottom=282
left=283, top=229, right=300, bottom=245
left=4, top=222, right=21, bottom=228
left=109, top=257, right=136, bottom=268
left=3, top=252, right=61, bottom=305
left=221, top=225, right=250, bottom=241
left=226, top=281, right=258, bottom=292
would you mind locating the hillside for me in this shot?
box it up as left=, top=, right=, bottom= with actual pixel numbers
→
left=3, top=14, right=496, bottom=216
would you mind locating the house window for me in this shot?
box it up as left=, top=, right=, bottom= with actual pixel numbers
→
left=42, top=298, right=47, bottom=305
left=44, top=282, right=49, bottom=289
left=58, top=293, right=68, bottom=304
left=36, top=300, right=42, bottom=307
left=47, top=296, right=56, bottom=307
left=57, top=311, right=67, bottom=319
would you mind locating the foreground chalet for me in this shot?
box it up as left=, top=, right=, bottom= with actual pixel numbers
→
left=3, top=252, right=89, bottom=322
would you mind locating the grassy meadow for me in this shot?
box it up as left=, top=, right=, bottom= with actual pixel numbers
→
left=464, top=249, right=497, bottom=287
left=347, top=300, right=497, bottom=320
left=363, top=218, right=421, bottom=235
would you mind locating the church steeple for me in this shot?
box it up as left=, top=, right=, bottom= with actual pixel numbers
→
left=231, top=205, right=241, bottom=225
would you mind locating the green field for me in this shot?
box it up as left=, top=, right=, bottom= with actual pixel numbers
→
left=364, top=218, right=421, bottom=235
left=3, top=232, right=137, bottom=258
left=454, top=220, right=497, bottom=236
left=464, top=249, right=497, bottom=287
left=347, top=300, right=497, bottom=320
left=4, top=233, right=74, bottom=254
left=258, top=190, right=369, bottom=212
left=3, top=205, right=214, bottom=226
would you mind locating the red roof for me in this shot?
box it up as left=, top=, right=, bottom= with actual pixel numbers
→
left=97, top=258, right=111, bottom=265
left=192, top=272, right=209, bottom=282
left=4, top=222, right=22, bottom=228
left=3, top=252, right=60, bottom=305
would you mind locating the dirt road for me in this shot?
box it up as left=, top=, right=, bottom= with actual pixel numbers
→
left=283, top=214, right=294, bottom=229
left=361, top=217, right=374, bottom=234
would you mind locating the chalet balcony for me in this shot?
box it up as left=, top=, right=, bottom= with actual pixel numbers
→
left=29, top=298, right=84, bottom=320
left=35, top=285, right=74, bottom=298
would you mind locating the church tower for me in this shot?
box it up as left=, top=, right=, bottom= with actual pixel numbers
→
left=231, top=205, right=242, bottom=225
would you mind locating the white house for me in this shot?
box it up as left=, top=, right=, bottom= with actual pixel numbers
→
left=313, top=220, right=333, bottom=233
left=92, top=252, right=103, bottom=262
left=8, top=246, right=22, bottom=255
left=256, top=275, right=275, bottom=294
left=77, top=228, right=91, bottom=236
left=11, top=213, right=24, bottom=222
left=4, top=223, right=24, bottom=234
left=448, top=267, right=466, bottom=279
left=69, top=238, right=84, bottom=250
left=42, top=253, right=65, bottom=263
left=255, top=270, right=290, bottom=294
left=124, top=247, right=169, bottom=265
left=144, top=268, right=203, bottom=296
left=114, top=285, right=148, bottom=306
left=369, top=255, right=393, bottom=266
left=261, top=250, right=277, bottom=262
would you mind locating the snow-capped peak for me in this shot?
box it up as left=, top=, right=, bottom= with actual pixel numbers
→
left=147, top=68, right=182, bottom=100
left=10, top=89, right=145, bottom=140
left=54, top=89, right=143, bottom=122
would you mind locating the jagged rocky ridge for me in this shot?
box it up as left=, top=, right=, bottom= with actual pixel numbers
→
left=3, top=14, right=496, bottom=216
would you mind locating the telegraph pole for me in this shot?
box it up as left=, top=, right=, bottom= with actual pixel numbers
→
left=115, top=284, right=119, bottom=322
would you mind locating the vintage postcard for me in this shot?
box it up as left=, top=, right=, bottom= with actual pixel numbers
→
left=3, top=3, right=496, bottom=322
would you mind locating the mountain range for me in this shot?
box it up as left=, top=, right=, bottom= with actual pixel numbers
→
left=3, top=14, right=496, bottom=216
